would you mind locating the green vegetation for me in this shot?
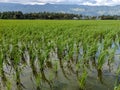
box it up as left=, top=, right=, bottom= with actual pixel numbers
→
left=0, top=20, right=120, bottom=90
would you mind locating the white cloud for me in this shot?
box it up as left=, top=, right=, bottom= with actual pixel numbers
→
left=82, top=0, right=120, bottom=6
left=0, top=0, right=120, bottom=5
left=0, top=0, right=64, bottom=3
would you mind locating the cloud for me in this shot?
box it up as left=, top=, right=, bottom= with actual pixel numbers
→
left=0, top=0, right=65, bottom=3
left=0, top=0, right=120, bottom=6
left=83, top=0, right=120, bottom=6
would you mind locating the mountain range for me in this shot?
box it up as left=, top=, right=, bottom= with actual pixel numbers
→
left=0, top=2, right=120, bottom=16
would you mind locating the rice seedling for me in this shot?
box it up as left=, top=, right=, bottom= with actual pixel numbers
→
left=77, top=68, right=87, bottom=90
left=97, top=50, right=108, bottom=70
left=114, top=66, right=120, bottom=90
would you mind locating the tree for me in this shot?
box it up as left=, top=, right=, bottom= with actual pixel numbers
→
left=13, top=11, right=24, bottom=19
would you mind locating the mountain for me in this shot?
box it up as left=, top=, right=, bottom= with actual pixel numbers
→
left=0, top=2, right=120, bottom=16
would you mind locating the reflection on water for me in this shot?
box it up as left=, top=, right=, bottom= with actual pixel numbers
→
left=0, top=42, right=120, bottom=90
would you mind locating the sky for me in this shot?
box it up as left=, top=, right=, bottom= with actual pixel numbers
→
left=0, top=0, right=120, bottom=6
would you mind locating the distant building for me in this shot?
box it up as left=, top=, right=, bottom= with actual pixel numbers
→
left=73, top=17, right=78, bottom=20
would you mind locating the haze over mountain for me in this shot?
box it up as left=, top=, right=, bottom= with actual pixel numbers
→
left=0, top=2, right=120, bottom=16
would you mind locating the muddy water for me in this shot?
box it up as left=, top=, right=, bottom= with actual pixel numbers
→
left=12, top=55, right=119, bottom=90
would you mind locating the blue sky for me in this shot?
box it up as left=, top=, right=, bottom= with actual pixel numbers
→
left=0, top=0, right=120, bottom=6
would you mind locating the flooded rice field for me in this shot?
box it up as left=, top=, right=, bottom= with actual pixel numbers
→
left=1, top=20, right=120, bottom=90
left=1, top=42, right=120, bottom=90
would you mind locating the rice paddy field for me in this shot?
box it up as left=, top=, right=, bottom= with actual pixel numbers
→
left=0, top=20, right=120, bottom=90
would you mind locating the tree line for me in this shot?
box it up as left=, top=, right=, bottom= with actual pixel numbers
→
left=0, top=11, right=120, bottom=20
left=0, top=11, right=81, bottom=19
